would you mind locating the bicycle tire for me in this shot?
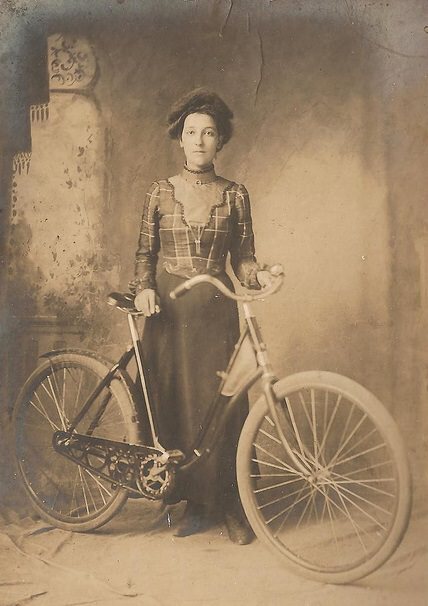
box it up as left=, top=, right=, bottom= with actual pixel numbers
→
left=14, top=352, right=140, bottom=532
left=237, top=371, right=412, bottom=584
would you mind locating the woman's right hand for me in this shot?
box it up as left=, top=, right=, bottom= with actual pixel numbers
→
left=134, top=289, right=161, bottom=317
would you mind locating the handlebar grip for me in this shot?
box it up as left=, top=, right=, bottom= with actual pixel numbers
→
left=170, top=281, right=191, bottom=300
left=270, top=263, right=284, bottom=277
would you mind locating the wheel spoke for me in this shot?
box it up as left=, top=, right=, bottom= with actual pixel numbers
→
left=330, top=470, right=396, bottom=498
left=257, top=482, right=307, bottom=510
left=250, top=473, right=296, bottom=478
left=298, top=391, right=313, bottom=432
left=78, top=466, right=90, bottom=515
left=300, top=461, right=384, bottom=549
left=50, top=365, right=68, bottom=427
left=62, top=368, right=67, bottom=421
left=283, top=396, right=309, bottom=465
left=65, top=366, right=85, bottom=422
left=321, top=483, right=370, bottom=555
left=331, top=442, right=387, bottom=469
left=328, top=411, right=368, bottom=468
left=41, top=378, right=67, bottom=430
left=73, top=368, right=85, bottom=421
left=310, top=389, right=320, bottom=464
left=295, top=486, right=316, bottom=529
left=271, top=487, right=313, bottom=534
left=254, top=476, right=305, bottom=495
left=334, top=458, right=394, bottom=478
left=333, top=476, right=395, bottom=485
left=334, top=427, right=378, bottom=466
left=328, top=482, right=393, bottom=516
left=80, top=468, right=98, bottom=512
left=84, top=469, right=111, bottom=503
left=253, top=442, right=303, bottom=476
left=29, top=395, right=60, bottom=431
left=322, top=391, right=329, bottom=443
left=252, top=458, right=296, bottom=473
left=327, top=482, right=388, bottom=532
left=334, top=402, right=356, bottom=460
left=317, top=393, right=342, bottom=461
left=319, top=484, right=340, bottom=553
left=70, top=467, right=80, bottom=517
left=259, top=428, right=281, bottom=445
left=297, top=389, right=322, bottom=464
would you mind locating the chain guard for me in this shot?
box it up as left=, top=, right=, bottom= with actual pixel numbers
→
left=53, top=431, right=175, bottom=500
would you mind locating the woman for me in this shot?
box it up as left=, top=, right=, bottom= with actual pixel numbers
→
left=130, top=90, right=271, bottom=544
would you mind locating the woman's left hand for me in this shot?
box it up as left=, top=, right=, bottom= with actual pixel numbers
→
left=256, top=270, right=273, bottom=289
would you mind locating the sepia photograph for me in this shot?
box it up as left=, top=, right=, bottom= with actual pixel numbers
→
left=0, top=1, right=426, bottom=604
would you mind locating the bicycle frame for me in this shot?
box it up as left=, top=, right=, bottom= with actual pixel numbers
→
left=121, top=299, right=308, bottom=476
left=47, top=302, right=271, bottom=463
left=47, top=269, right=309, bottom=478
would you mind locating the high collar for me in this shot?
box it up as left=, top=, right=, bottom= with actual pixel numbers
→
left=182, top=163, right=217, bottom=185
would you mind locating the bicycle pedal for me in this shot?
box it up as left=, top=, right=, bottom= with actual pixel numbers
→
left=160, top=449, right=185, bottom=464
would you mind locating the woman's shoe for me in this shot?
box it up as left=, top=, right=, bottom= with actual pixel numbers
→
left=174, top=502, right=206, bottom=537
left=224, top=509, right=255, bottom=545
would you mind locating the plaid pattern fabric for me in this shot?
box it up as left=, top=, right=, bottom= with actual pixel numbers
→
left=130, top=177, right=262, bottom=293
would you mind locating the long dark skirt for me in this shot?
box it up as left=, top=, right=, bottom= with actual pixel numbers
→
left=141, top=270, right=248, bottom=510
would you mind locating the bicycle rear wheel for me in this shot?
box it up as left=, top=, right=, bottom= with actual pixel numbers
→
left=237, top=371, right=412, bottom=584
left=14, top=352, right=139, bottom=532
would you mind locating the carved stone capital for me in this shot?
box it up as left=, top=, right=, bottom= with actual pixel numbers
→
left=48, top=34, right=97, bottom=91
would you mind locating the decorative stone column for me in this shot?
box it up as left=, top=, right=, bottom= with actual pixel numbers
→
left=8, top=34, right=117, bottom=392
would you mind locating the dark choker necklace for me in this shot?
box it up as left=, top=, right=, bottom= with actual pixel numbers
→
left=183, top=163, right=214, bottom=175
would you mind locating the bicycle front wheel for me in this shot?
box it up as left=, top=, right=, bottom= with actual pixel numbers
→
left=237, top=371, right=412, bottom=584
left=14, top=352, right=139, bottom=532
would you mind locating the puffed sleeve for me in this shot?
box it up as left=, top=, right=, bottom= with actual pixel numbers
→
left=128, top=181, right=161, bottom=294
left=229, top=183, right=264, bottom=289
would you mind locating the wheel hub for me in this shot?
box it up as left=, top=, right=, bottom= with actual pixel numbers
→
left=308, top=467, right=332, bottom=485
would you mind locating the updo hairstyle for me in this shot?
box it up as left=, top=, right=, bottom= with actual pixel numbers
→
left=167, top=89, right=234, bottom=147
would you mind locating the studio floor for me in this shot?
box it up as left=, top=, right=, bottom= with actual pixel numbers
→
left=0, top=487, right=427, bottom=606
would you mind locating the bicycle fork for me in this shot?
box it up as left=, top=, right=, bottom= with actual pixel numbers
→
left=243, top=302, right=310, bottom=478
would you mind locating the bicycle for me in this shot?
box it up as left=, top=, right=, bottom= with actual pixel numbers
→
left=13, top=264, right=412, bottom=584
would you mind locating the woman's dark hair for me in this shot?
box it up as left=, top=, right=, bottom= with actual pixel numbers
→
left=167, top=89, right=234, bottom=145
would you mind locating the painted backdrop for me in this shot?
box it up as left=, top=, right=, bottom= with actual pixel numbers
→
left=0, top=0, right=427, bottom=509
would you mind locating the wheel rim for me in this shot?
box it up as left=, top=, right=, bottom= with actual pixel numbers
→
left=247, top=386, right=402, bottom=574
left=16, top=362, right=130, bottom=524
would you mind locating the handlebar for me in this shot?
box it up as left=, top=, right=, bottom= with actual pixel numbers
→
left=108, top=264, right=284, bottom=315
left=170, top=264, right=284, bottom=302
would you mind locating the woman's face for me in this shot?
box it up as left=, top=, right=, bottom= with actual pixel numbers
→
left=180, top=113, right=221, bottom=170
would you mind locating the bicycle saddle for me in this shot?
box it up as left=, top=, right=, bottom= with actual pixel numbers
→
left=107, top=292, right=135, bottom=310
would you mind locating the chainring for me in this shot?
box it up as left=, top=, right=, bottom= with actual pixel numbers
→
left=137, top=454, right=175, bottom=498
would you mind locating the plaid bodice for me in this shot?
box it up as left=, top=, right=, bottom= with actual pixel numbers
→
left=130, top=169, right=262, bottom=293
